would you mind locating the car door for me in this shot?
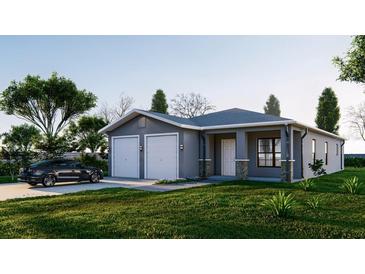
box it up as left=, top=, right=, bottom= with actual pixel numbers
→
left=57, top=161, right=79, bottom=182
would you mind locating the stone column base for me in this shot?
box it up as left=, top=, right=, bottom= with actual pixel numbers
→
left=199, top=159, right=213, bottom=178
left=281, top=160, right=294, bottom=182
left=235, top=160, right=249, bottom=180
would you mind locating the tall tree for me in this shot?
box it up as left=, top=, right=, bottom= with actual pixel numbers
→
left=66, top=116, right=108, bottom=153
left=1, top=124, right=41, bottom=168
left=170, top=93, right=215, bottom=118
left=150, top=89, right=168, bottom=114
left=0, top=73, right=97, bottom=155
left=315, top=87, right=340, bottom=134
left=333, top=35, right=365, bottom=87
left=263, top=94, right=281, bottom=116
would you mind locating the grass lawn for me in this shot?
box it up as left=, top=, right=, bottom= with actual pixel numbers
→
left=1, top=168, right=365, bottom=239
left=0, top=176, right=18, bottom=184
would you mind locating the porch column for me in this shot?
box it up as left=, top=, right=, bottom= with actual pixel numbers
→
left=199, top=132, right=213, bottom=178
left=235, top=129, right=249, bottom=180
left=280, top=125, right=294, bottom=182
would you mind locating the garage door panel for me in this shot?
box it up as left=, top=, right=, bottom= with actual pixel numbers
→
left=145, top=134, right=178, bottom=180
left=113, top=136, right=139, bottom=178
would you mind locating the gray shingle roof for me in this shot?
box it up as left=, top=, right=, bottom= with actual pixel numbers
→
left=147, top=108, right=290, bottom=127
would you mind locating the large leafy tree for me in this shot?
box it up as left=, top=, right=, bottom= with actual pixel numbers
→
left=315, top=87, right=340, bottom=134
left=333, top=35, right=365, bottom=86
left=1, top=124, right=41, bottom=175
left=150, top=89, right=168, bottom=114
left=0, top=73, right=97, bottom=155
left=170, top=92, right=215, bottom=118
left=66, top=116, right=107, bottom=153
left=263, top=94, right=281, bottom=116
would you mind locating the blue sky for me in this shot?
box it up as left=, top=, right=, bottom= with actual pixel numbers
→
left=0, top=36, right=363, bottom=152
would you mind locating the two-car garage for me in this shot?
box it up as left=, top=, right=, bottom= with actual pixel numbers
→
left=112, top=133, right=179, bottom=180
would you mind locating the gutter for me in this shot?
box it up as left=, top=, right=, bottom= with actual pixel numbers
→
left=340, top=140, right=345, bottom=170
left=300, top=128, right=308, bottom=178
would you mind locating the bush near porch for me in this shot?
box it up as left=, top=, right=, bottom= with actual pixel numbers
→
left=0, top=168, right=365, bottom=238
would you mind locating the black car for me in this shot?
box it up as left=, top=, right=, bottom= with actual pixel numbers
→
left=18, top=159, right=104, bottom=187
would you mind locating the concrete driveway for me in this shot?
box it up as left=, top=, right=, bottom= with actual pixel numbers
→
left=0, top=177, right=216, bottom=201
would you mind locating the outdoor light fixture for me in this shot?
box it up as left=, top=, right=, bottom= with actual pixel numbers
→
left=139, top=145, right=143, bottom=151
left=180, top=144, right=184, bottom=150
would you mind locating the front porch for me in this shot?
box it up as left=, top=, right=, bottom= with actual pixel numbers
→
left=198, top=125, right=303, bottom=182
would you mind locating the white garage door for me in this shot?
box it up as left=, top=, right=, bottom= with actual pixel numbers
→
left=112, top=136, right=139, bottom=178
left=145, top=133, right=178, bottom=180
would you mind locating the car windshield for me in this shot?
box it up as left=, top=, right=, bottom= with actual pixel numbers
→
left=30, top=160, right=51, bottom=168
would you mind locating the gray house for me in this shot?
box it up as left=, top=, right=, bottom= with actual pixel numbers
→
left=99, top=108, right=345, bottom=182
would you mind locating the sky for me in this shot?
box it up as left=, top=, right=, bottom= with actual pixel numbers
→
left=0, top=35, right=363, bottom=153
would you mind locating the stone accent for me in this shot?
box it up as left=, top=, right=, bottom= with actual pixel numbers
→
left=199, top=160, right=213, bottom=178
left=281, top=160, right=294, bottom=182
left=235, top=160, right=249, bottom=180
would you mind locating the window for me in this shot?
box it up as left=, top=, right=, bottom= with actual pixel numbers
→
left=312, top=139, right=316, bottom=164
left=325, top=142, right=328, bottom=165
left=336, top=144, right=339, bottom=156
left=257, top=138, right=281, bottom=167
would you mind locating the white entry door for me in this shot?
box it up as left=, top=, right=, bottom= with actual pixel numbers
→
left=221, top=139, right=236, bottom=176
left=145, top=133, right=178, bottom=180
left=112, top=136, right=139, bottom=178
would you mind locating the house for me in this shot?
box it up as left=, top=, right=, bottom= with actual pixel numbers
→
left=99, top=108, right=345, bottom=182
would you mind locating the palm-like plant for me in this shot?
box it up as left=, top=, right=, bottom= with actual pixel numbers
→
left=298, top=179, right=315, bottom=191
left=340, top=176, right=363, bottom=195
left=261, top=191, right=296, bottom=217
left=306, top=196, right=321, bottom=209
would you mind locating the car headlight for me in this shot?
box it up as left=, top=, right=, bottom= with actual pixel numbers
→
left=33, top=170, right=44, bottom=176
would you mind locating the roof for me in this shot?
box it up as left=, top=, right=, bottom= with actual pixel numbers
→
left=99, top=108, right=345, bottom=140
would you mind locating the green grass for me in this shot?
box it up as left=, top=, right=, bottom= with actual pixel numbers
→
left=1, top=168, right=365, bottom=238
left=0, top=176, right=18, bottom=184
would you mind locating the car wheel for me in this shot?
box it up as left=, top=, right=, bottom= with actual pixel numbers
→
left=90, top=173, right=100, bottom=183
left=28, top=182, right=38, bottom=186
left=42, top=175, right=56, bottom=187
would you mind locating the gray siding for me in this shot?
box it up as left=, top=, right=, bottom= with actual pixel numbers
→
left=303, top=130, right=343, bottom=178
left=247, top=130, right=281, bottom=178
left=108, top=114, right=199, bottom=179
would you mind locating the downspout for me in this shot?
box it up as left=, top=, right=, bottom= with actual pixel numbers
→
left=340, top=140, right=345, bottom=170
left=200, top=132, right=206, bottom=178
left=285, top=125, right=290, bottom=182
left=300, top=128, right=308, bottom=178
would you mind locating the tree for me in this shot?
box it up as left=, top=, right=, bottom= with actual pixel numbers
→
left=263, top=94, right=281, bottom=116
left=170, top=93, right=216, bottom=118
left=315, top=87, right=340, bottom=134
left=333, top=35, right=365, bottom=86
left=150, top=89, right=168, bottom=114
left=347, top=102, right=365, bottom=141
left=66, top=116, right=107, bottom=153
left=0, top=73, right=97, bottom=155
left=98, top=93, right=134, bottom=123
left=1, top=124, right=41, bottom=178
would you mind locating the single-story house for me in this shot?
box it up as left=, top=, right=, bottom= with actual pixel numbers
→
left=99, top=108, right=345, bottom=182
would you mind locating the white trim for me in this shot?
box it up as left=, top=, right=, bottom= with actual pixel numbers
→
left=234, top=159, right=250, bottom=161
left=111, top=135, right=140, bottom=178
left=144, top=132, right=179, bottom=180
left=201, top=120, right=295, bottom=130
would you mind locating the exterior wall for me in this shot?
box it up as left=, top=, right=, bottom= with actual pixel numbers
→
left=293, top=131, right=302, bottom=179
left=107, top=114, right=200, bottom=179
left=302, top=129, right=343, bottom=178
left=247, top=130, right=281, bottom=178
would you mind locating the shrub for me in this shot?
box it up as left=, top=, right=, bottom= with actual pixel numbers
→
left=345, top=157, right=365, bottom=168
left=308, top=159, right=327, bottom=177
left=156, top=178, right=196, bottom=184
left=261, top=191, right=296, bottom=218
left=77, top=154, right=108, bottom=175
left=306, top=196, right=321, bottom=209
left=298, top=179, right=315, bottom=191
left=340, top=176, right=363, bottom=195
